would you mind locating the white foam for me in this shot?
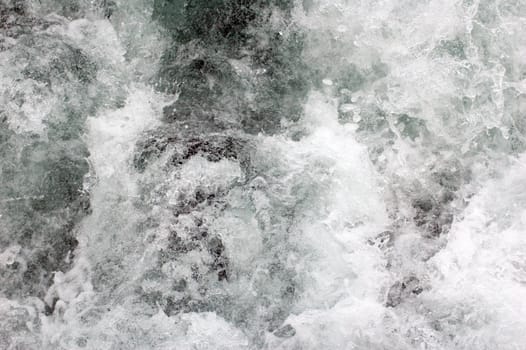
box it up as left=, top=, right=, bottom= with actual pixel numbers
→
left=426, top=155, right=526, bottom=349
left=3, top=0, right=525, bottom=348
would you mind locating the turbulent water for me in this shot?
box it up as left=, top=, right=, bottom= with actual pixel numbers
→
left=1, top=0, right=526, bottom=349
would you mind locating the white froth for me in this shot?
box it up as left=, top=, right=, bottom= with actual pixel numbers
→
left=2, top=0, right=526, bottom=349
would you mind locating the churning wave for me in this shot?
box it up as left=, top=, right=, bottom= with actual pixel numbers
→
left=1, top=0, right=526, bottom=349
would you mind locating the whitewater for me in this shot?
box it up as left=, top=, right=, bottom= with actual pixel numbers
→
left=0, top=0, right=525, bottom=349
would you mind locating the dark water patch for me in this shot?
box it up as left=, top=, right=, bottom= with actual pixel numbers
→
left=154, top=0, right=311, bottom=135
left=153, top=0, right=296, bottom=46
left=0, top=8, right=110, bottom=305
left=0, top=131, right=90, bottom=299
left=21, top=37, right=97, bottom=85
left=30, top=0, right=118, bottom=19
left=368, top=230, right=395, bottom=250
left=274, top=324, right=296, bottom=338
left=386, top=276, right=423, bottom=308
left=394, top=114, right=430, bottom=142
left=432, top=37, right=467, bottom=60
left=411, top=194, right=454, bottom=238
left=134, top=127, right=248, bottom=172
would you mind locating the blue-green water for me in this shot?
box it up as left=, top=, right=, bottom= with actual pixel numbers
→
left=1, top=0, right=526, bottom=349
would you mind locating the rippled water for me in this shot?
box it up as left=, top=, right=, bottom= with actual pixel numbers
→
left=1, top=0, right=525, bottom=349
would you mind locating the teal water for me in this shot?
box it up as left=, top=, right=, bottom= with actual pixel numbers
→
left=1, top=0, right=526, bottom=349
